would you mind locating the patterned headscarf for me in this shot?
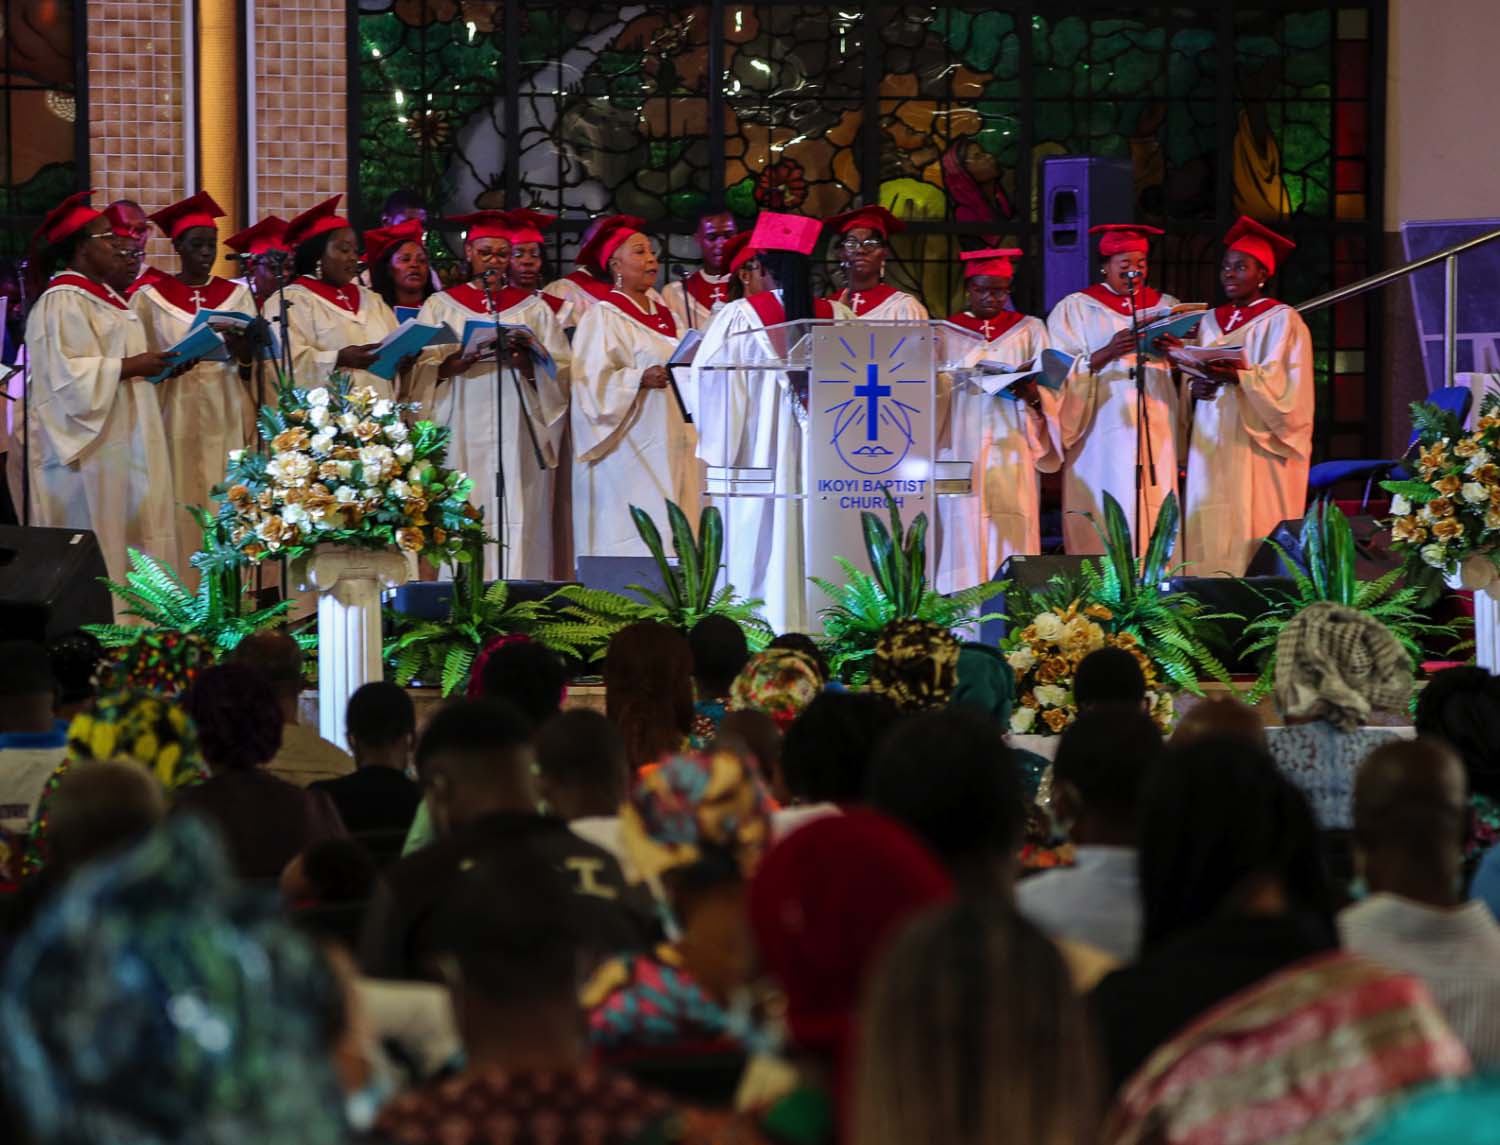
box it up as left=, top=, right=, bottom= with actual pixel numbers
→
left=869, top=619, right=961, bottom=712
left=1274, top=602, right=1412, bottom=731
left=622, top=750, right=774, bottom=886
left=729, top=649, right=823, bottom=731
left=95, top=631, right=213, bottom=699
left=23, top=691, right=209, bottom=876
left=0, top=817, right=347, bottom=1145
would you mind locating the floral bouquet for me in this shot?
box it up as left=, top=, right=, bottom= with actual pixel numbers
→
left=213, top=375, right=486, bottom=565
left=1003, top=599, right=1174, bottom=736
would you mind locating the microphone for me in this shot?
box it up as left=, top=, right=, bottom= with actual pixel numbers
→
left=1124, top=269, right=1142, bottom=282
left=479, top=268, right=498, bottom=282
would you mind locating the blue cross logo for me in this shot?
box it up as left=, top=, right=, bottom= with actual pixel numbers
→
left=818, top=333, right=924, bottom=476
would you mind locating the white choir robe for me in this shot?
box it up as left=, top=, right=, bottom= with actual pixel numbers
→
left=831, top=285, right=929, bottom=323
left=571, top=296, right=701, bottom=559
left=691, top=293, right=853, bottom=634
left=21, top=276, right=176, bottom=591
left=934, top=315, right=1060, bottom=592
left=132, top=277, right=257, bottom=577
left=1183, top=301, right=1314, bottom=577
left=662, top=271, right=734, bottom=333
left=412, top=286, right=571, bottom=580
left=282, top=280, right=400, bottom=399
left=1047, top=287, right=1182, bottom=555
left=543, top=272, right=666, bottom=325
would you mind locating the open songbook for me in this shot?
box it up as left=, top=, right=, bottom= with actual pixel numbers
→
left=1136, top=304, right=1208, bottom=355
left=146, top=323, right=227, bottom=382
left=368, top=318, right=456, bottom=381
left=457, top=319, right=557, bottom=379
left=187, top=308, right=281, bottom=363
left=974, top=347, right=1075, bottom=401
left=1169, top=344, right=1247, bottom=381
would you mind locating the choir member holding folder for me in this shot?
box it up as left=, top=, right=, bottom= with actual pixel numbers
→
left=1167, top=217, right=1313, bottom=576
left=570, top=215, right=700, bottom=558
left=412, top=209, right=569, bottom=580
left=281, top=195, right=401, bottom=399
left=18, top=192, right=179, bottom=584
left=131, top=191, right=258, bottom=576
left=1047, top=223, right=1183, bottom=555
left=936, top=249, right=1059, bottom=588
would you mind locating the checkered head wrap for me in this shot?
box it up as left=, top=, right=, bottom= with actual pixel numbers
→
left=1274, top=601, right=1412, bottom=731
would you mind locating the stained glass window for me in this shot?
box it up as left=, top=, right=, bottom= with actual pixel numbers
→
left=352, top=0, right=1384, bottom=458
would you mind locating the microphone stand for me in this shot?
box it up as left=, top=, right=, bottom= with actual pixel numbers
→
left=17, top=258, right=29, bottom=527
left=1125, top=273, right=1156, bottom=556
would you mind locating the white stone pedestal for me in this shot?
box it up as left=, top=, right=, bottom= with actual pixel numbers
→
left=1446, top=555, right=1500, bottom=673
left=294, top=545, right=409, bottom=751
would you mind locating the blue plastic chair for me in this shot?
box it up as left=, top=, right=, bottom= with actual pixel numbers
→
left=1308, top=384, right=1474, bottom=506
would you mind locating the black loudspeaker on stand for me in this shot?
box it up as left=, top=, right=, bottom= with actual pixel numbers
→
left=0, top=526, right=113, bottom=641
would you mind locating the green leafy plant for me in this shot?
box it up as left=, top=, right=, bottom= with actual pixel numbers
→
left=538, top=501, right=772, bottom=660
left=85, top=508, right=304, bottom=656
left=812, top=489, right=1004, bottom=683
left=1004, top=491, right=1237, bottom=695
left=384, top=541, right=580, bottom=696
left=1240, top=497, right=1462, bottom=699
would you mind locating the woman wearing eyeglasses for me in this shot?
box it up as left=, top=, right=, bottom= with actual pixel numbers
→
left=825, top=206, right=928, bottom=321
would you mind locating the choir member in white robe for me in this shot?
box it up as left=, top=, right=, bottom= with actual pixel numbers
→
left=20, top=193, right=182, bottom=586
left=935, top=249, right=1061, bottom=591
left=365, top=217, right=438, bottom=318
left=1047, top=223, right=1182, bottom=555
left=571, top=218, right=700, bottom=559
left=223, top=217, right=292, bottom=417
left=281, top=195, right=400, bottom=399
left=506, top=208, right=573, bottom=327
left=1169, top=217, right=1313, bottom=577
left=824, top=205, right=930, bottom=322
left=662, top=210, right=739, bottom=333
left=692, top=216, right=850, bottom=633
left=132, top=191, right=259, bottom=577
left=413, top=210, right=570, bottom=580
left=544, top=213, right=670, bottom=324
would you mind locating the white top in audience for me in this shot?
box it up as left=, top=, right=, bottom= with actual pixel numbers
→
left=1015, top=844, right=1141, bottom=962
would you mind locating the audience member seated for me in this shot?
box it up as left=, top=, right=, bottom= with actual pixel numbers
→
left=953, top=641, right=1049, bottom=797
left=766, top=632, right=831, bottom=686
left=536, top=709, right=630, bottom=870
left=867, top=619, right=959, bottom=712
left=309, top=681, right=421, bottom=837
left=44, top=631, right=104, bottom=721
left=1093, top=735, right=1469, bottom=1142
left=1414, top=666, right=1500, bottom=869
left=1169, top=695, right=1267, bottom=747
left=173, top=663, right=346, bottom=881
left=24, top=689, right=208, bottom=876
left=373, top=849, right=676, bottom=1145
left=233, top=631, right=354, bottom=786
left=1266, top=601, right=1412, bottom=830
left=0, top=642, right=70, bottom=877
left=284, top=837, right=381, bottom=953
left=869, top=708, right=1117, bottom=989
left=854, top=901, right=1101, bottom=1145
left=1017, top=706, right=1160, bottom=961
left=606, top=621, right=696, bottom=772
left=779, top=691, right=896, bottom=815
left=729, top=648, right=822, bottom=732
left=688, top=615, right=750, bottom=747
left=1340, top=738, right=1500, bottom=1069
left=742, top=811, right=953, bottom=1145
left=0, top=818, right=348, bottom=1143
left=583, top=750, right=773, bottom=1065
left=360, top=699, right=651, bottom=982
left=713, top=709, right=784, bottom=800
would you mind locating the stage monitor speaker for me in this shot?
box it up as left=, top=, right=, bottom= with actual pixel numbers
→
left=1166, top=575, right=1298, bottom=674
left=575, top=555, right=676, bottom=606
left=1245, top=515, right=1398, bottom=582
left=0, top=526, right=112, bottom=641
left=980, top=554, right=1093, bottom=644
left=387, top=579, right=577, bottom=621
left=1040, top=155, right=1136, bottom=313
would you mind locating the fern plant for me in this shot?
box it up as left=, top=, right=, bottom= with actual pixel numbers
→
left=537, top=501, right=772, bottom=661
left=1004, top=491, right=1238, bottom=695
left=384, top=542, right=579, bottom=695
left=1239, top=498, right=1462, bottom=700
left=85, top=508, right=302, bottom=656
left=812, top=490, right=1005, bottom=683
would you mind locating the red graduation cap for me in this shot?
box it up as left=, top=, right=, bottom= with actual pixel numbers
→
left=225, top=216, right=289, bottom=256
left=576, top=214, right=646, bottom=275
left=149, top=191, right=225, bottom=240
left=725, top=233, right=758, bottom=274
left=960, top=247, right=1023, bottom=279
left=503, top=208, right=556, bottom=247
left=1090, top=223, right=1164, bottom=257
left=444, top=210, right=513, bottom=244
left=1223, top=215, right=1295, bottom=276
left=36, top=190, right=104, bottom=247
left=363, top=218, right=425, bottom=266
left=825, top=204, right=905, bottom=239
left=282, top=194, right=349, bottom=251
left=746, top=210, right=822, bottom=258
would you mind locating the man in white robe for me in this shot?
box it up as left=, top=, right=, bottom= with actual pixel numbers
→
left=1047, top=224, right=1182, bottom=555
left=662, top=210, right=739, bottom=333
left=1172, top=217, right=1314, bottom=576
left=935, top=249, right=1060, bottom=591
